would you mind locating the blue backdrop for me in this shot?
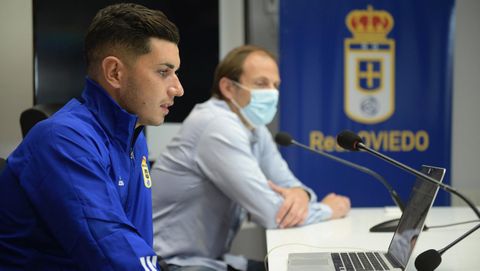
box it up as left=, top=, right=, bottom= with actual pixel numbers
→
left=279, top=0, right=455, bottom=206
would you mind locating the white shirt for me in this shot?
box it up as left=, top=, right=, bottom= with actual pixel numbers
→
left=151, top=97, right=332, bottom=270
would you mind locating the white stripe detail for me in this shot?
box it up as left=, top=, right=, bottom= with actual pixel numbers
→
left=146, top=255, right=157, bottom=271
left=139, top=257, right=150, bottom=271
left=152, top=255, right=158, bottom=268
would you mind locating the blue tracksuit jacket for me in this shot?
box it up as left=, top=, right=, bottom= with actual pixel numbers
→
left=0, top=78, right=160, bottom=270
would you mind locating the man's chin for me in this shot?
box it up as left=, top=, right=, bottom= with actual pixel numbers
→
left=138, top=118, right=165, bottom=127
left=151, top=119, right=165, bottom=126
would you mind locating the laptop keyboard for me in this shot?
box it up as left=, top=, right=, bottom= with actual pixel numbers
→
left=332, top=252, right=395, bottom=271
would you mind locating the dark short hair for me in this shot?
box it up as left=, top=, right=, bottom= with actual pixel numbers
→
left=211, top=45, right=277, bottom=99
left=85, top=3, right=179, bottom=76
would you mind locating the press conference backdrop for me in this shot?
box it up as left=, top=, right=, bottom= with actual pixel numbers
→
left=279, top=1, right=454, bottom=206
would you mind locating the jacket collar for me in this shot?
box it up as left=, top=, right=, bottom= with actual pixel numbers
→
left=81, top=77, right=140, bottom=152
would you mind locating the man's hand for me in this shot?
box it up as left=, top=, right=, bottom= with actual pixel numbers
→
left=321, top=193, right=351, bottom=219
left=268, top=181, right=310, bottom=228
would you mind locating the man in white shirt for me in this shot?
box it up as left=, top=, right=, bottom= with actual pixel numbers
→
left=150, top=45, right=351, bottom=271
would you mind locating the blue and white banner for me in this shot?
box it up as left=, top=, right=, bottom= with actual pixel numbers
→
left=279, top=0, right=455, bottom=206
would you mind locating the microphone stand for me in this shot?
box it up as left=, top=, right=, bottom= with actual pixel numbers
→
left=288, top=139, right=407, bottom=232
left=356, top=142, right=480, bottom=219
left=336, top=131, right=480, bottom=270
left=439, top=222, right=480, bottom=254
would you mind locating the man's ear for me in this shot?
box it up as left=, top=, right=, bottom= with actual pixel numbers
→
left=101, top=56, right=125, bottom=89
left=219, top=77, right=235, bottom=100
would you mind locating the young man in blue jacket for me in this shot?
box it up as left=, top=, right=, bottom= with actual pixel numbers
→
left=0, top=3, right=183, bottom=270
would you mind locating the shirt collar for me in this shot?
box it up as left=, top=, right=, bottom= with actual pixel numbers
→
left=81, top=77, right=139, bottom=152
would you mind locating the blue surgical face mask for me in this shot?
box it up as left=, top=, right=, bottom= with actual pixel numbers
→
left=230, top=81, right=279, bottom=127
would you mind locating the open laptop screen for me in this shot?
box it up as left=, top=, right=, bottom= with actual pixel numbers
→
left=387, top=165, right=446, bottom=268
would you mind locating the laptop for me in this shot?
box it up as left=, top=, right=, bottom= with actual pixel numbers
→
left=287, top=165, right=446, bottom=271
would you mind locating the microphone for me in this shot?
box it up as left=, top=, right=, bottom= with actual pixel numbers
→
left=414, top=249, right=441, bottom=271
left=274, top=132, right=406, bottom=232
left=337, top=130, right=480, bottom=270
left=337, top=130, right=363, bottom=151
left=415, top=223, right=480, bottom=270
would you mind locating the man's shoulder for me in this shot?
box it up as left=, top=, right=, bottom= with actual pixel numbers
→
left=21, top=102, right=108, bottom=158
left=6, top=102, right=109, bottom=182
left=185, top=100, right=244, bottom=133
left=34, top=104, right=100, bottom=140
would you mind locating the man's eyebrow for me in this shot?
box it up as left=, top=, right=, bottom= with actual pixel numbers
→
left=158, top=63, right=176, bottom=69
left=254, top=76, right=280, bottom=84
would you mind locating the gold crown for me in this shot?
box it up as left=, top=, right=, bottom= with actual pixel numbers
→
left=346, top=5, right=394, bottom=41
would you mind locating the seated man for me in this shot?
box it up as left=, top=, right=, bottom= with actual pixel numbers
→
left=0, top=3, right=183, bottom=270
left=150, top=45, right=351, bottom=271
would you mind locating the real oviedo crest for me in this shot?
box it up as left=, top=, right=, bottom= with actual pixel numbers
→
left=344, top=6, right=395, bottom=124
left=141, top=156, right=152, bottom=188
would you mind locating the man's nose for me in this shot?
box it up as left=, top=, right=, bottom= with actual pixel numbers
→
left=169, top=75, right=184, bottom=97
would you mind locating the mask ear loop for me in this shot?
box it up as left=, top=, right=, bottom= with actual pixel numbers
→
left=230, top=80, right=251, bottom=93
left=229, top=97, right=255, bottom=129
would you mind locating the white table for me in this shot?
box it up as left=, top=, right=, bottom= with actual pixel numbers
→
left=266, top=207, right=480, bottom=270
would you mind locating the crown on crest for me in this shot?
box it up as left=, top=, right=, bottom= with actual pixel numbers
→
left=346, top=5, right=393, bottom=41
